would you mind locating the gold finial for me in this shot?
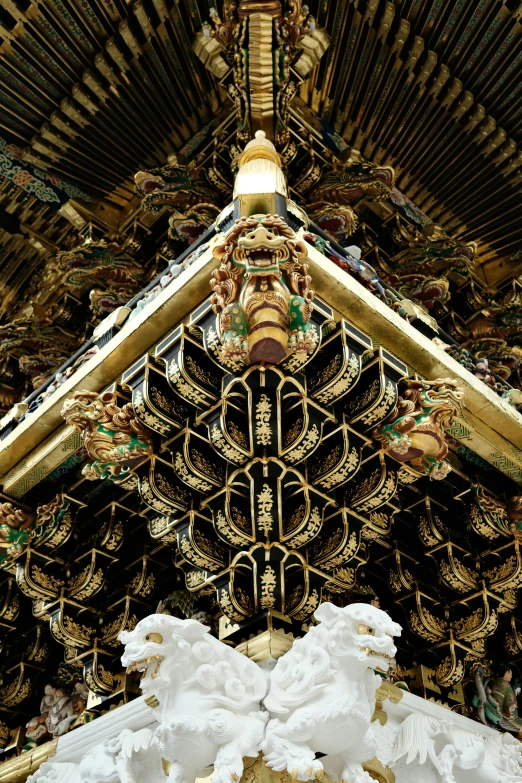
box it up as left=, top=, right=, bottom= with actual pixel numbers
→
left=238, top=130, right=282, bottom=168
left=233, top=130, right=287, bottom=216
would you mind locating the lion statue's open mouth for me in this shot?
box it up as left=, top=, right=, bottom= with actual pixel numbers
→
left=125, top=654, right=163, bottom=679
left=120, top=622, right=169, bottom=690
left=235, top=224, right=291, bottom=271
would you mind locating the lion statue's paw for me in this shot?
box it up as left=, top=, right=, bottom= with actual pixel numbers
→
left=263, top=747, right=324, bottom=781
left=340, top=761, right=375, bottom=783
left=211, top=756, right=244, bottom=783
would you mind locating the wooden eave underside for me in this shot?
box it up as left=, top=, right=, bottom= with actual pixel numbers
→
left=1, top=0, right=522, bottom=284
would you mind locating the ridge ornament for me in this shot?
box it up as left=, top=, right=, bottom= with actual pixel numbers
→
left=210, top=214, right=316, bottom=365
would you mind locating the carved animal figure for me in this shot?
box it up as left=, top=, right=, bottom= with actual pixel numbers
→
left=466, top=337, right=522, bottom=382
left=0, top=320, right=75, bottom=389
left=210, top=214, right=316, bottom=365
left=393, top=713, right=522, bottom=782
left=391, top=226, right=476, bottom=278
left=467, top=303, right=522, bottom=343
left=57, top=240, right=144, bottom=290
left=508, top=495, right=522, bottom=538
left=120, top=614, right=268, bottom=783
left=307, top=204, right=358, bottom=243
left=310, top=160, right=395, bottom=206
left=466, top=304, right=522, bottom=381
left=0, top=501, right=34, bottom=566
left=305, top=161, right=394, bottom=241
left=374, top=378, right=464, bottom=480
left=262, top=602, right=401, bottom=783
left=27, top=728, right=164, bottom=783
left=135, top=157, right=221, bottom=245
left=90, top=289, right=130, bottom=319
left=135, top=157, right=220, bottom=214
left=394, top=274, right=450, bottom=309
left=61, top=391, right=153, bottom=481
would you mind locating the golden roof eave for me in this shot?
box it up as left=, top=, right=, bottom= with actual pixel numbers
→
left=2, top=235, right=522, bottom=485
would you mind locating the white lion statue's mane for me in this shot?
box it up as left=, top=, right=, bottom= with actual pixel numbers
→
left=120, top=613, right=266, bottom=708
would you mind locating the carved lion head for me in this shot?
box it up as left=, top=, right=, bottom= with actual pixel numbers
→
left=213, top=215, right=306, bottom=276
left=314, top=602, right=401, bottom=670
left=120, top=614, right=209, bottom=694
left=61, top=391, right=104, bottom=434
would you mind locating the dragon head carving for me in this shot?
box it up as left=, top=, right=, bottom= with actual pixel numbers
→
left=307, top=203, right=359, bottom=243
left=61, top=391, right=153, bottom=481
left=314, top=602, right=401, bottom=670
left=135, top=158, right=221, bottom=245
left=57, top=240, right=144, bottom=290
left=310, top=160, right=395, bottom=206
left=391, top=225, right=476, bottom=278
left=305, top=160, right=394, bottom=242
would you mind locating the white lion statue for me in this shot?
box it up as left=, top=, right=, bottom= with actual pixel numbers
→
left=119, top=614, right=268, bottom=783
left=262, top=602, right=401, bottom=783
left=27, top=727, right=164, bottom=783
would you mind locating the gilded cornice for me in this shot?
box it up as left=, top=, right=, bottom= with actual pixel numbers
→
left=303, top=238, right=522, bottom=479
left=0, top=738, right=57, bottom=783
